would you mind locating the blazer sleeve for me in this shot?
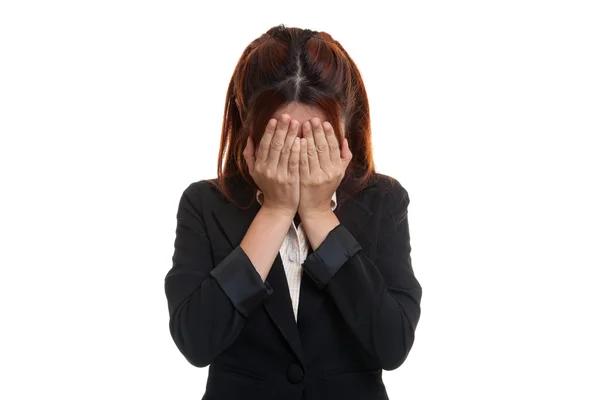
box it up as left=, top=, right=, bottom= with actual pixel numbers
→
left=164, top=181, right=273, bottom=368
left=301, top=179, right=422, bottom=370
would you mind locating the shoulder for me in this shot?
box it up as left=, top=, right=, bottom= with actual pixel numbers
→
left=367, top=172, right=409, bottom=205
left=339, top=171, right=409, bottom=210
left=181, top=178, right=219, bottom=197
left=178, top=175, right=254, bottom=210
left=361, top=172, right=410, bottom=218
left=178, top=178, right=223, bottom=211
left=371, top=172, right=408, bottom=195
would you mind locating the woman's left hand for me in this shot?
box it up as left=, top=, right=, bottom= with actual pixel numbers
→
left=298, top=118, right=352, bottom=218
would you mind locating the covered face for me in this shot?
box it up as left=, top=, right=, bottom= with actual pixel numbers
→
left=271, top=102, right=345, bottom=139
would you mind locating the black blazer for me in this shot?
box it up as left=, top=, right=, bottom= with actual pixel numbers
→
left=164, top=172, right=422, bottom=400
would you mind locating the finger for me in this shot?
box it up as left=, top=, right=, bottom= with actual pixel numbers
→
left=312, top=118, right=331, bottom=168
left=302, top=120, right=320, bottom=173
left=278, top=119, right=299, bottom=172
left=243, top=136, right=256, bottom=173
left=300, top=137, right=310, bottom=179
left=323, top=121, right=341, bottom=166
left=266, top=115, right=291, bottom=168
left=289, top=137, right=300, bottom=178
left=256, top=118, right=278, bottom=163
left=341, top=138, right=353, bottom=169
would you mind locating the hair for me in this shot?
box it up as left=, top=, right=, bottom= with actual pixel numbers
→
left=214, top=24, right=376, bottom=208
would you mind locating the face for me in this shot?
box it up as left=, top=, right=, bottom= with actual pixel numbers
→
left=271, top=102, right=345, bottom=138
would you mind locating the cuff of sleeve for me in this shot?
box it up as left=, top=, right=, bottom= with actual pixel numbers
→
left=210, top=246, right=273, bottom=317
left=302, top=224, right=362, bottom=289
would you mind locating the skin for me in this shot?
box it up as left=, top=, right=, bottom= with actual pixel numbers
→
left=240, top=102, right=352, bottom=280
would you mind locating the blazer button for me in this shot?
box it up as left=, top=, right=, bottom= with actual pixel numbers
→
left=286, top=363, right=304, bottom=383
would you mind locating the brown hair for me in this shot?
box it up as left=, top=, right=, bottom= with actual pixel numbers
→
left=214, top=24, right=376, bottom=208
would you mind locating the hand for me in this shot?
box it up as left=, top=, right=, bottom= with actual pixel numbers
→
left=243, top=114, right=301, bottom=218
left=298, top=118, right=352, bottom=218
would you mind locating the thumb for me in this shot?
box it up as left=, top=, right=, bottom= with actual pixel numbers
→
left=341, top=138, right=352, bottom=169
left=243, top=136, right=256, bottom=173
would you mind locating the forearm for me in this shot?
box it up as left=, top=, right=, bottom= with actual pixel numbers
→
left=301, top=222, right=421, bottom=370
left=240, top=206, right=293, bottom=281
left=167, top=182, right=274, bottom=367
left=321, top=248, right=421, bottom=370
left=168, top=275, right=246, bottom=367
left=300, top=209, right=340, bottom=250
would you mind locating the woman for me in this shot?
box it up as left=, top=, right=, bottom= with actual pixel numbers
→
left=164, top=25, right=422, bottom=400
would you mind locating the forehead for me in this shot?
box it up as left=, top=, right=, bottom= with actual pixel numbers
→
left=272, top=102, right=327, bottom=122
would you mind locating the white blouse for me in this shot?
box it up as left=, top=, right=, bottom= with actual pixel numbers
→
left=256, top=190, right=337, bottom=321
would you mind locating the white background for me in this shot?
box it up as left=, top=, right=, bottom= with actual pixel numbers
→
left=1, top=0, right=599, bottom=399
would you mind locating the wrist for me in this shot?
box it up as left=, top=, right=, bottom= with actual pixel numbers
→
left=299, top=207, right=334, bottom=220
left=299, top=210, right=340, bottom=250
left=261, top=204, right=296, bottom=220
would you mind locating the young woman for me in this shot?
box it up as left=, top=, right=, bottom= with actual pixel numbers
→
left=164, top=25, right=422, bottom=400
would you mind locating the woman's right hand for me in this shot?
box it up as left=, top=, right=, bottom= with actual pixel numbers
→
left=243, top=114, right=301, bottom=218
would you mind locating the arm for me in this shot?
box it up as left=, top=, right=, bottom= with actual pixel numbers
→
left=240, top=205, right=294, bottom=282
left=164, top=182, right=292, bottom=367
left=301, top=180, right=422, bottom=370
left=300, top=209, right=340, bottom=250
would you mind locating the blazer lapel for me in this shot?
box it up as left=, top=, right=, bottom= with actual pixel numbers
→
left=211, top=175, right=306, bottom=367
left=297, top=174, right=375, bottom=335
left=262, top=254, right=306, bottom=367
